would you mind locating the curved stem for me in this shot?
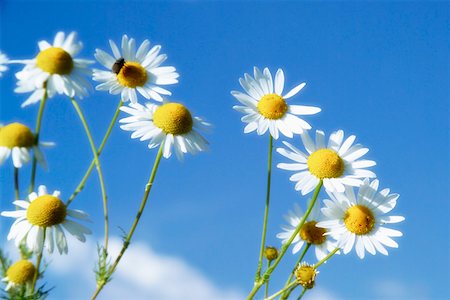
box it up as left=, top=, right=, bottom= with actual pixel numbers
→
left=90, top=144, right=164, bottom=300
left=265, top=281, right=297, bottom=300
left=255, top=135, right=273, bottom=281
left=314, top=247, right=339, bottom=269
left=297, top=288, right=307, bottom=300
left=66, top=100, right=123, bottom=207
left=281, top=243, right=311, bottom=300
left=29, top=88, right=48, bottom=193
left=30, top=230, right=46, bottom=294
left=247, top=180, right=323, bottom=300
left=70, top=98, right=109, bottom=250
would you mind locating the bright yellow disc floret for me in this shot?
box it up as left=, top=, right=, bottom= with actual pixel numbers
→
left=0, top=123, right=35, bottom=149
left=6, top=260, right=36, bottom=285
left=299, top=221, right=327, bottom=245
left=344, top=205, right=375, bottom=235
left=295, top=264, right=317, bottom=289
left=153, top=103, right=194, bottom=135
left=257, top=94, right=288, bottom=120
left=27, top=195, right=67, bottom=227
left=307, top=149, right=345, bottom=179
left=116, top=62, right=148, bottom=88
left=36, top=47, right=74, bottom=75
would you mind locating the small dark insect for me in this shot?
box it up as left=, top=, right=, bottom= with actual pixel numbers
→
left=112, top=58, right=125, bottom=74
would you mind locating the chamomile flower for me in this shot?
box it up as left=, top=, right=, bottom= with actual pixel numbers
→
left=277, top=130, right=376, bottom=195
left=13, top=32, right=93, bottom=107
left=93, top=35, right=179, bottom=103
left=0, top=122, right=47, bottom=168
left=317, top=179, right=405, bottom=259
left=1, top=185, right=91, bottom=255
left=0, top=51, right=8, bottom=77
left=119, top=101, right=209, bottom=159
left=276, top=201, right=337, bottom=261
left=232, top=67, right=320, bottom=139
left=2, top=260, right=36, bottom=291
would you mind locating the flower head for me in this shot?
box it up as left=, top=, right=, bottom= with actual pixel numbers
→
left=0, top=51, right=9, bottom=77
left=1, top=185, right=91, bottom=254
left=0, top=122, right=48, bottom=168
left=93, top=35, right=179, bottom=103
left=232, top=67, right=320, bottom=139
left=295, top=263, right=318, bottom=289
left=264, top=246, right=279, bottom=261
left=119, top=101, right=209, bottom=160
left=317, top=179, right=405, bottom=259
left=13, top=32, right=93, bottom=107
left=1, top=260, right=36, bottom=291
left=276, top=202, right=338, bottom=261
left=277, top=130, right=376, bottom=195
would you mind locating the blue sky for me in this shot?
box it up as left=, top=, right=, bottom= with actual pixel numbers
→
left=0, top=1, right=448, bottom=300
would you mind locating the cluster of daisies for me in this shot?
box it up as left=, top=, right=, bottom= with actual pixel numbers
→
left=0, top=31, right=209, bottom=296
left=231, top=67, right=404, bottom=297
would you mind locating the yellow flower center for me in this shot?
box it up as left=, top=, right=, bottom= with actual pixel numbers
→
left=307, top=149, right=345, bottom=179
left=6, top=260, right=36, bottom=285
left=153, top=103, right=194, bottom=135
left=299, top=221, right=327, bottom=245
left=257, top=94, right=288, bottom=120
left=116, top=62, right=148, bottom=88
left=344, top=205, right=375, bottom=235
left=295, top=264, right=317, bottom=289
left=0, top=123, right=35, bottom=149
left=36, top=47, right=74, bottom=75
left=26, top=195, right=67, bottom=227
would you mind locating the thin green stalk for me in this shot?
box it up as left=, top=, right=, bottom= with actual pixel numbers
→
left=30, top=230, right=46, bottom=294
left=70, top=98, right=109, bottom=250
left=297, top=288, right=307, bottom=300
left=29, top=88, right=48, bottom=193
left=255, top=135, right=273, bottom=281
left=14, top=167, right=19, bottom=200
left=90, top=145, right=164, bottom=300
left=247, top=180, right=323, bottom=300
left=264, top=261, right=272, bottom=298
left=280, top=243, right=311, bottom=300
left=266, top=281, right=297, bottom=300
left=66, top=100, right=123, bottom=207
left=314, top=247, right=339, bottom=269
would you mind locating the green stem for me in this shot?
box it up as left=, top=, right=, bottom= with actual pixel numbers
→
left=70, top=98, right=109, bottom=250
left=30, top=229, right=46, bottom=294
left=14, top=167, right=19, bottom=200
left=90, top=144, right=164, bottom=300
left=29, top=88, right=48, bottom=193
left=255, top=135, right=273, bottom=281
left=247, top=180, right=323, bottom=300
left=266, top=281, right=297, bottom=300
left=297, top=288, right=307, bottom=300
left=66, top=100, right=123, bottom=207
left=314, top=247, right=339, bottom=269
left=264, top=261, right=272, bottom=298
left=280, top=243, right=311, bottom=300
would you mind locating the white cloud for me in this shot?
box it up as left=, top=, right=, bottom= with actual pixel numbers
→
left=372, top=279, right=429, bottom=300
left=308, top=287, right=341, bottom=300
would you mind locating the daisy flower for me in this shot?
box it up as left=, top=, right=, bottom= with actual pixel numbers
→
left=0, top=51, right=8, bottom=77
left=13, top=31, right=93, bottom=107
left=277, top=129, right=376, bottom=195
left=317, top=179, right=405, bottom=259
left=2, top=260, right=36, bottom=291
left=1, top=185, right=91, bottom=254
left=276, top=201, right=337, bottom=261
left=93, top=35, right=179, bottom=103
left=119, top=101, right=209, bottom=160
left=0, top=122, right=47, bottom=168
left=231, top=67, right=320, bottom=139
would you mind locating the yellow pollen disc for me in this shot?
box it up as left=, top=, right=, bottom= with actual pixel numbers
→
left=307, top=149, right=345, bottom=179
left=299, top=221, right=327, bottom=245
left=153, top=103, right=194, bottom=135
left=6, top=260, right=36, bottom=285
left=257, top=94, right=288, bottom=120
left=26, top=195, right=67, bottom=227
left=344, top=205, right=375, bottom=235
left=36, top=47, right=74, bottom=75
left=116, top=62, right=148, bottom=88
left=295, top=264, right=317, bottom=289
left=0, top=123, right=35, bottom=149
